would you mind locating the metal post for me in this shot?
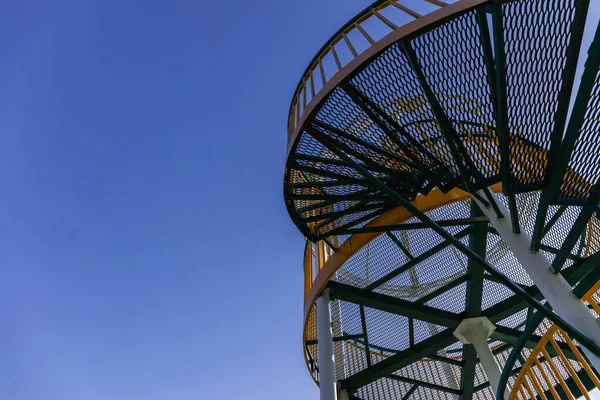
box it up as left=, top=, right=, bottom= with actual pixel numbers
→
left=473, top=190, right=600, bottom=373
left=317, top=288, right=337, bottom=400
left=312, top=243, right=319, bottom=280
left=454, top=317, right=508, bottom=400
left=331, top=298, right=347, bottom=379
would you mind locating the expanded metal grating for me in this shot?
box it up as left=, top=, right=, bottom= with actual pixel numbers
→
left=288, top=0, right=600, bottom=398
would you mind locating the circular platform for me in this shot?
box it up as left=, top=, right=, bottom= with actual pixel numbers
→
left=283, top=0, right=600, bottom=398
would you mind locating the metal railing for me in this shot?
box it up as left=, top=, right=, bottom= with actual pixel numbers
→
left=303, top=240, right=333, bottom=303
left=502, top=281, right=600, bottom=399
left=287, top=0, right=453, bottom=143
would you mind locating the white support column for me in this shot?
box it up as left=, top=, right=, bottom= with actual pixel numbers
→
left=316, top=288, right=337, bottom=400
left=473, top=190, right=600, bottom=373
left=331, top=300, right=347, bottom=379
left=454, top=317, right=508, bottom=400
left=312, top=243, right=319, bottom=282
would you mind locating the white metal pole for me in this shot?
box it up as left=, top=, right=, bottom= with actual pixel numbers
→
left=331, top=299, right=347, bottom=379
left=454, top=317, right=508, bottom=400
left=473, top=190, right=600, bottom=372
left=316, top=288, right=337, bottom=400
left=471, top=339, right=505, bottom=398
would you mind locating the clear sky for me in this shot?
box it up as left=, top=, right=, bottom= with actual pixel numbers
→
left=1, top=1, right=600, bottom=400
left=0, top=0, right=372, bottom=399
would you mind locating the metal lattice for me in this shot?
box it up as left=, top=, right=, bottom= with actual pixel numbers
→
left=288, top=0, right=600, bottom=399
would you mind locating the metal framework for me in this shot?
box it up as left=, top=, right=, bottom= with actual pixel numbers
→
left=282, top=0, right=600, bottom=399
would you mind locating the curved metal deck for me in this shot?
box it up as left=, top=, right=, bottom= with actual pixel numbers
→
left=282, top=0, right=600, bottom=398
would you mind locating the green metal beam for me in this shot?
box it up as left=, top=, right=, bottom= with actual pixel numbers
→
left=307, top=125, right=600, bottom=356
left=496, top=312, right=544, bottom=399
left=490, top=0, right=512, bottom=195
left=461, top=204, right=488, bottom=400
left=294, top=153, right=411, bottom=178
left=482, top=274, right=529, bottom=290
left=291, top=180, right=366, bottom=189
left=301, top=201, right=386, bottom=224
left=427, top=354, right=463, bottom=367
left=297, top=197, right=343, bottom=214
left=387, top=232, right=414, bottom=260
left=306, top=125, right=424, bottom=195
left=319, top=204, right=398, bottom=238
left=465, top=208, right=487, bottom=317
left=311, top=119, right=416, bottom=169
left=416, top=274, right=470, bottom=305
left=288, top=193, right=387, bottom=202
left=401, top=41, right=482, bottom=187
left=359, top=305, right=372, bottom=368
left=305, top=334, right=364, bottom=346
left=364, top=228, right=472, bottom=291
left=552, top=207, right=596, bottom=273
left=486, top=226, right=584, bottom=262
left=327, top=281, right=462, bottom=328
left=340, top=329, right=457, bottom=393
left=335, top=217, right=489, bottom=235
left=289, top=161, right=374, bottom=187
left=401, top=385, right=418, bottom=400
left=492, top=325, right=581, bottom=362
left=507, top=195, right=521, bottom=234
left=476, top=366, right=523, bottom=393
left=531, top=0, right=593, bottom=251
left=312, top=201, right=389, bottom=230
left=541, top=205, right=568, bottom=237
left=340, top=82, right=449, bottom=187
left=573, top=251, right=600, bottom=298
left=485, top=257, right=598, bottom=324
left=389, top=374, right=461, bottom=395
left=460, top=344, right=477, bottom=400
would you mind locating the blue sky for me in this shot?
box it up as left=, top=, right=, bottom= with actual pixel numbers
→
left=0, top=0, right=373, bottom=399
left=1, top=1, right=600, bottom=400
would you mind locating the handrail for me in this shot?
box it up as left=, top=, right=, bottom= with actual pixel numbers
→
left=287, top=0, right=453, bottom=143
left=502, top=280, right=600, bottom=399
left=498, top=218, right=600, bottom=398
left=496, top=312, right=545, bottom=399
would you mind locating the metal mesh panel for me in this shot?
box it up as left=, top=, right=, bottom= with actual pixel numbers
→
left=332, top=201, right=470, bottom=292
left=412, top=10, right=500, bottom=186
left=561, top=67, right=600, bottom=200
left=350, top=42, right=461, bottom=187
left=486, top=235, right=534, bottom=286
left=481, top=279, right=515, bottom=310
left=355, top=375, right=410, bottom=400
left=502, top=0, right=578, bottom=190
left=424, top=282, right=468, bottom=313
left=542, top=205, right=585, bottom=256
left=364, top=307, right=410, bottom=353
left=412, top=319, right=448, bottom=345
left=497, top=308, right=529, bottom=330
left=287, top=132, right=378, bottom=240
left=333, top=231, right=412, bottom=289
left=376, top=245, right=468, bottom=301
left=394, top=359, right=461, bottom=396
left=338, top=300, right=364, bottom=336
left=314, top=88, right=421, bottom=186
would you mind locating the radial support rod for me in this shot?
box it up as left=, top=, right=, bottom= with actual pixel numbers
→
left=317, top=288, right=337, bottom=400
left=454, top=317, right=508, bottom=400
left=531, top=16, right=600, bottom=252
left=331, top=299, right=347, bottom=379
left=307, top=126, right=600, bottom=356
left=473, top=190, right=600, bottom=373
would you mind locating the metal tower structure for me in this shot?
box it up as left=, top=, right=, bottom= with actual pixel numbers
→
left=283, top=0, right=600, bottom=399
